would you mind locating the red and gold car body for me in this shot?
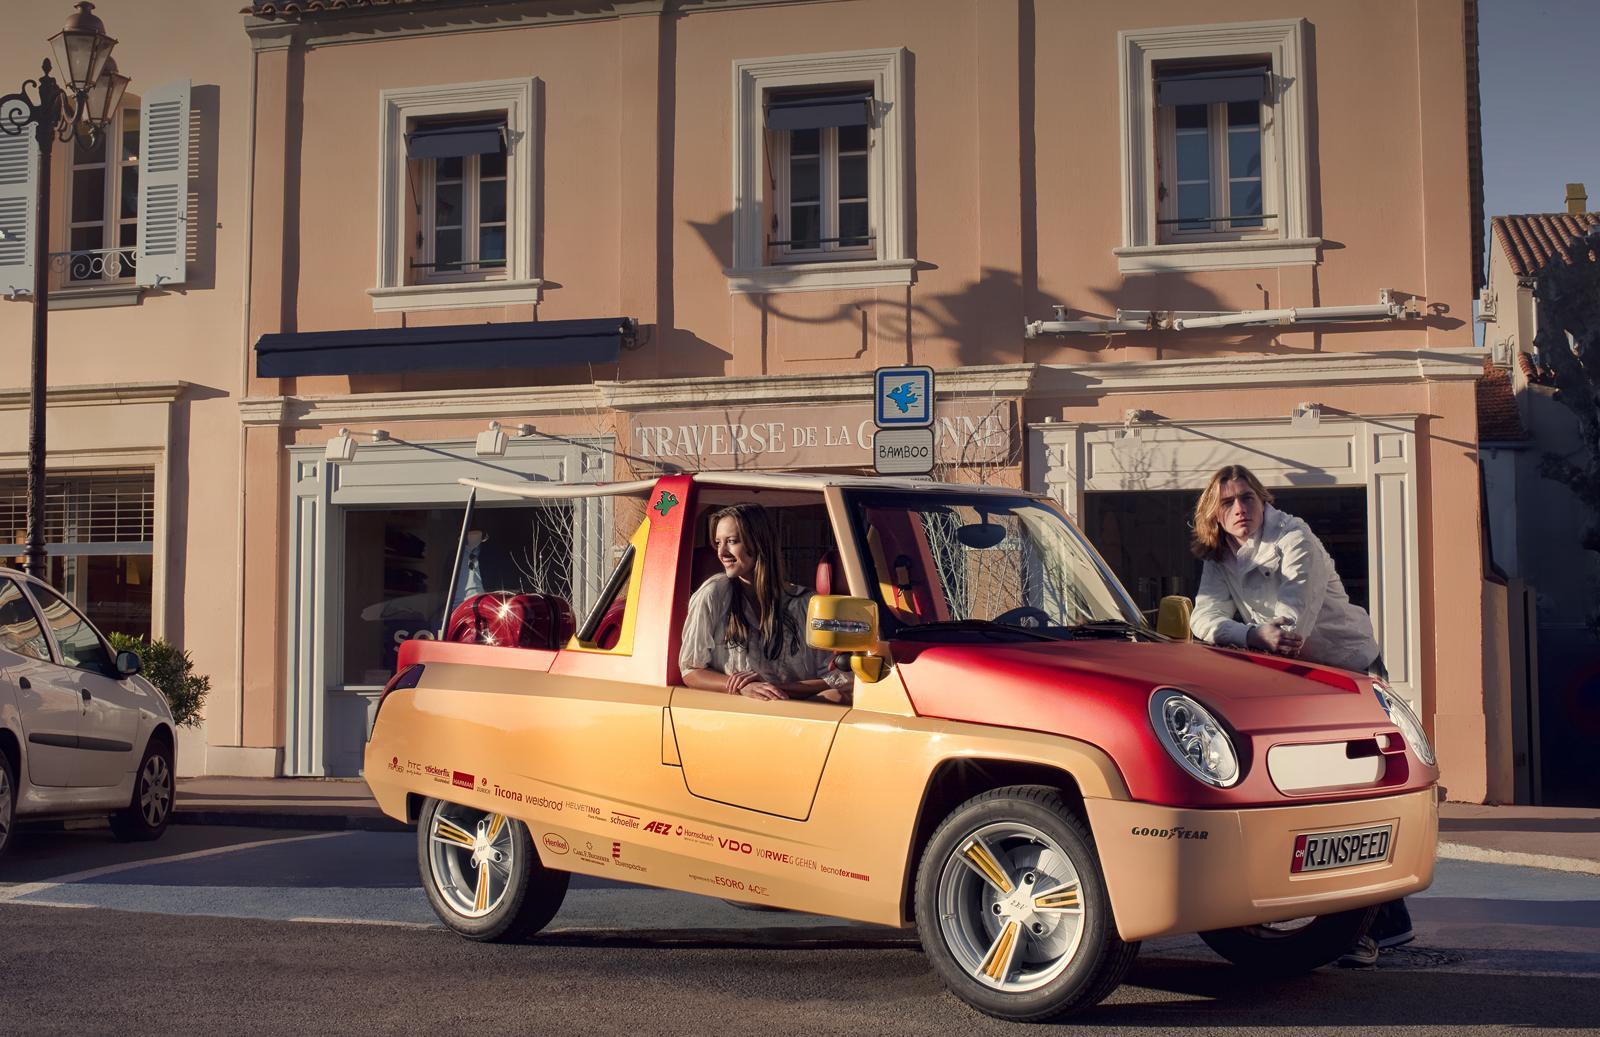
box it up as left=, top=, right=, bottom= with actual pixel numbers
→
left=364, top=472, right=1437, bottom=941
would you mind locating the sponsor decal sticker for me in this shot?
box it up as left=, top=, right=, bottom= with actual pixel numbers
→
left=387, top=756, right=402, bottom=772
left=1129, top=826, right=1210, bottom=841
left=542, top=833, right=570, bottom=855
left=425, top=764, right=450, bottom=784
left=574, top=840, right=609, bottom=867
left=451, top=770, right=475, bottom=790
left=676, top=824, right=714, bottom=845
left=610, top=841, right=646, bottom=873
left=566, top=800, right=603, bottom=818
left=642, top=821, right=673, bottom=836
left=654, top=490, right=680, bottom=517
left=717, top=837, right=753, bottom=855
left=820, top=864, right=871, bottom=882
left=611, top=811, right=641, bottom=829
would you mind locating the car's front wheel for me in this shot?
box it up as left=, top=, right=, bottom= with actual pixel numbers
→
left=913, top=785, right=1138, bottom=1022
left=0, top=747, right=17, bottom=860
left=1199, top=908, right=1376, bottom=975
left=417, top=797, right=568, bottom=941
left=110, top=737, right=173, bottom=843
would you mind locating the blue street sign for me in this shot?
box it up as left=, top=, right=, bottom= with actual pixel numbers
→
left=874, top=366, right=934, bottom=428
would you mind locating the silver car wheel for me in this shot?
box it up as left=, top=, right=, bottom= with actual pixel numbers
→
left=0, top=761, right=12, bottom=852
left=138, top=752, right=173, bottom=826
left=936, top=821, right=1088, bottom=993
left=427, top=804, right=515, bottom=919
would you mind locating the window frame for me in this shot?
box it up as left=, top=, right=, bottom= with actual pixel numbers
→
left=729, top=48, right=912, bottom=295
left=414, top=146, right=510, bottom=286
left=23, top=579, right=119, bottom=678
left=1116, top=19, right=1316, bottom=273
left=770, top=122, right=875, bottom=264
left=372, top=79, right=540, bottom=313
left=1154, top=92, right=1274, bottom=245
left=62, top=101, right=139, bottom=287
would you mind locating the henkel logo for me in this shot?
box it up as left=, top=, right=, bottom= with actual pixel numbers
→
left=718, top=837, right=753, bottom=855
left=452, top=771, right=475, bottom=790
left=542, top=833, right=570, bottom=855
left=642, top=821, right=673, bottom=836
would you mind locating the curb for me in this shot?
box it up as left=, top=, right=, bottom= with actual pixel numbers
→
left=172, top=810, right=411, bottom=834
left=1437, top=841, right=1600, bottom=877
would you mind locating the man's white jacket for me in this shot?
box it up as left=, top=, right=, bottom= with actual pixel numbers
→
left=1190, top=505, right=1380, bottom=673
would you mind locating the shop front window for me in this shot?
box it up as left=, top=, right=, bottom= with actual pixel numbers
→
left=341, top=502, right=573, bottom=686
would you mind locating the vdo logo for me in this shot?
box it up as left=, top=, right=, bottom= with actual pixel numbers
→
left=717, top=837, right=753, bottom=854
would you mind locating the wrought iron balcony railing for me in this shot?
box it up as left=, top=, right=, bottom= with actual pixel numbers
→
left=47, top=245, right=138, bottom=284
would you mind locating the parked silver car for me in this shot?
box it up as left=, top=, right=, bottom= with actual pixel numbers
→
left=0, top=567, right=175, bottom=859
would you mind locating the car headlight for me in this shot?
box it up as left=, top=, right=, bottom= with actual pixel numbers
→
left=1374, top=680, right=1435, bottom=766
left=1148, top=688, right=1240, bottom=788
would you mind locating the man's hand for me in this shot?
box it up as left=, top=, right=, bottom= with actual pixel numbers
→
left=1248, top=618, right=1304, bottom=657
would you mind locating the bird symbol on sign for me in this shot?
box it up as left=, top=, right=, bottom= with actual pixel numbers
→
left=886, top=381, right=920, bottom=414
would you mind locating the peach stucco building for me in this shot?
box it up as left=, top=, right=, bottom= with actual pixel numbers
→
left=3, top=0, right=1509, bottom=800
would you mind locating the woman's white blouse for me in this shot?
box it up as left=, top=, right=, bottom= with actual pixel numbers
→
left=679, top=575, right=851, bottom=691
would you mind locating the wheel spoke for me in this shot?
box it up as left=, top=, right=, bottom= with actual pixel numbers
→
left=957, top=835, right=1014, bottom=895
left=433, top=816, right=477, bottom=849
left=1033, top=881, right=1082, bottom=914
left=486, top=812, right=508, bottom=842
left=473, top=860, right=491, bottom=913
left=976, top=920, right=1023, bottom=985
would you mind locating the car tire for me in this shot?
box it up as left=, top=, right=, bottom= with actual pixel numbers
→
left=417, top=797, right=568, bottom=942
left=109, top=737, right=174, bottom=843
left=0, top=746, right=17, bottom=861
left=913, top=785, right=1139, bottom=1022
left=1199, top=907, right=1377, bottom=975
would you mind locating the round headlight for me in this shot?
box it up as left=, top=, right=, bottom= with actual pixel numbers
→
left=1148, top=688, right=1240, bottom=787
left=1374, top=680, right=1435, bottom=766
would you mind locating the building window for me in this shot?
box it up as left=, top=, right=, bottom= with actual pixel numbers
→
left=405, top=119, right=508, bottom=283
left=65, top=105, right=139, bottom=283
left=767, top=89, right=874, bottom=262
left=730, top=49, right=912, bottom=294
left=1154, top=65, right=1270, bottom=242
left=373, top=79, right=539, bottom=313
left=1117, top=20, right=1315, bottom=273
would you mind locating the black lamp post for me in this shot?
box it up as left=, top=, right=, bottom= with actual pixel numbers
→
left=0, top=3, right=128, bottom=577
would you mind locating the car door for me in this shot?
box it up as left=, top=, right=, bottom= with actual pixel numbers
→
left=0, top=577, right=82, bottom=787
left=667, top=690, right=846, bottom=820
left=25, top=583, right=142, bottom=788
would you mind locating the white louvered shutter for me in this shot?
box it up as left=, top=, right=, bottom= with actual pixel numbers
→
left=0, top=121, right=39, bottom=298
left=136, top=80, right=190, bottom=288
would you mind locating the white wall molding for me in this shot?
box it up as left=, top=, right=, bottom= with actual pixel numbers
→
left=1032, top=348, right=1484, bottom=398
left=729, top=48, right=908, bottom=295
left=0, top=381, right=189, bottom=409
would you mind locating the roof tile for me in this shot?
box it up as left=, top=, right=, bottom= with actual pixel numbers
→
left=1476, top=356, right=1528, bottom=442
left=1491, top=212, right=1600, bottom=279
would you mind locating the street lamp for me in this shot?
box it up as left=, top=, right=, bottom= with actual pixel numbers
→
left=0, top=3, right=128, bottom=577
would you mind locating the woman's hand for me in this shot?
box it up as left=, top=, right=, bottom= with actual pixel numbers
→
left=737, top=680, right=789, bottom=701
left=1248, top=618, right=1304, bottom=656
left=723, top=670, right=761, bottom=696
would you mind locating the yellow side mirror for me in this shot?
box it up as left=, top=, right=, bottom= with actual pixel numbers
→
left=808, top=595, right=890, bottom=683
left=1156, top=595, right=1193, bottom=641
left=807, top=595, right=880, bottom=652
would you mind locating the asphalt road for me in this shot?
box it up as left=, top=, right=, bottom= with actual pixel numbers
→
left=2, top=823, right=1597, bottom=1036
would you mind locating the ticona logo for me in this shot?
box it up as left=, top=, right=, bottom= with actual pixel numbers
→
left=718, top=837, right=753, bottom=854
left=542, top=833, right=570, bottom=855
left=452, top=771, right=475, bottom=790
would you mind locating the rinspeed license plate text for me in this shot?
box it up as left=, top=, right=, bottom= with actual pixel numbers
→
left=1291, top=824, right=1394, bottom=873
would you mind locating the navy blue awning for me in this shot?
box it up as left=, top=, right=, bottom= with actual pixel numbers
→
left=1155, top=68, right=1269, bottom=107
left=405, top=120, right=506, bottom=160
left=255, top=318, right=635, bottom=378
left=766, top=90, right=872, bottom=131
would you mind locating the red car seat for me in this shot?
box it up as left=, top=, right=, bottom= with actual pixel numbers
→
left=445, top=592, right=575, bottom=650
left=814, top=549, right=843, bottom=595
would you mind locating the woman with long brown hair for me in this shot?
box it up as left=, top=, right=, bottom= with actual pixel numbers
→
left=679, top=503, right=850, bottom=703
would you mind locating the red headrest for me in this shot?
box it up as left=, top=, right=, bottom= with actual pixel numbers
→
left=815, top=549, right=842, bottom=596
left=445, top=592, right=575, bottom=650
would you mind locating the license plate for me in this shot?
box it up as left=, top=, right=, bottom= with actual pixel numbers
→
left=1291, top=824, right=1393, bottom=873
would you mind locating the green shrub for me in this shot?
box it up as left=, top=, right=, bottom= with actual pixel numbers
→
left=107, top=633, right=210, bottom=729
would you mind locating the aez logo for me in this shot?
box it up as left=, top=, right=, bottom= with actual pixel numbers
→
left=642, top=821, right=673, bottom=835
left=718, top=837, right=753, bottom=854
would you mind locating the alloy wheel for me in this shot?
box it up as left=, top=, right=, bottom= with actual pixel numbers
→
left=427, top=805, right=515, bottom=918
left=139, top=752, right=173, bottom=826
left=0, top=763, right=11, bottom=851
left=935, top=820, right=1088, bottom=993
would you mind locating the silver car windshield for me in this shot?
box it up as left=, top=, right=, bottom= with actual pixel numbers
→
left=846, top=492, right=1143, bottom=637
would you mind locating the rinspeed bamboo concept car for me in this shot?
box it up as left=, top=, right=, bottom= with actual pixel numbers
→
left=365, top=473, right=1438, bottom=1021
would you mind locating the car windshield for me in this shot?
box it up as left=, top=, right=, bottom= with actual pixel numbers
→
left=846, top=490, right=1144, bottom=640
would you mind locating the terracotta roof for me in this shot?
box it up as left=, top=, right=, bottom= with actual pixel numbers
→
left=1491, top=211, right=1600, bottom=279
left=242, top=0, right=450, bottom=18
left=1476, top=356, right=1527, bottom=442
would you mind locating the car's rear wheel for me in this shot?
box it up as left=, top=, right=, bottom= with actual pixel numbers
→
left=0, top=747, right=16, bottom=860
left=417, top=797, right=568, bottom=941
left=110, top=737, right=173, bottom=843
left=913, top=785, right=1138, bottom=1022
left=1199, top=907, right=1376, bottom=975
